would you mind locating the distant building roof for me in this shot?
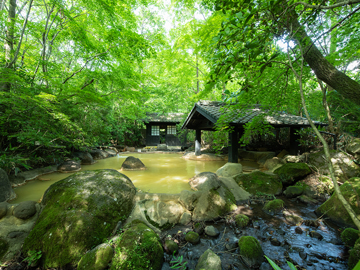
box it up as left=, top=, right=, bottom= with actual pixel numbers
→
left=143, top=113, right=185, bottom=124
left=182, top=100, right=327, bottom=130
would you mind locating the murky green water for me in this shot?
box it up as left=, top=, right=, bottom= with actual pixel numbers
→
left=12, top=153, right=242, bottom=203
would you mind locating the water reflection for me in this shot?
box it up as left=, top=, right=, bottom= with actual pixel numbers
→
left=12, top=153, right=228, bottom=203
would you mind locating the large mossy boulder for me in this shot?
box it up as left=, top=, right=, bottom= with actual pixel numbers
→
left=111, top=220, right=163, bottom=270
left=283, top=186, right=304, bottom=198
left=22, top=169, right=136, bottom=269
left=238, top=236, right=264, bottom=268
left=307, top=150, right=360, bottom=181
left=315, top=177, right=360, bottom=227
left=77, top=243, right=114, bottom=270
left=263, top=199, right=285, bottom=214
left=349, top=238, right=360, bottom=270
left=120, top=156, right=146, bottom=171
left=346, top=138, right=360, bottom=164
left=234, top=171, right=282, bottom=196
left=216, top=163, right=243, bottom=177
left=340, top=228, right=359, bottom=247
left=274, top=163, right=311, bottom=185
left=189, top=172, right=220, bottom=191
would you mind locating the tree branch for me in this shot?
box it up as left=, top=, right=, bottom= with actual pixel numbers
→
left=294, top=0, right=360, bottom=10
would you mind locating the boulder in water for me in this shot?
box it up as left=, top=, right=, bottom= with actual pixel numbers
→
left=120, top=156, right=146, bottom=171
left=0, top=169, right=16, bottom=202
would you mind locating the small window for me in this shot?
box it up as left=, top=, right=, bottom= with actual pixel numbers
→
left=167, top=125, right=176, bottom=135
left=151, top=125, right=159, bottom=136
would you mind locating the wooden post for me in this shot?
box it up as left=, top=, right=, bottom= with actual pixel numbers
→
left=195, top=129, right=201, bottom=156
left=228, top=126, right=239, bottom=163
left=289, top=127, right=301, bottom=155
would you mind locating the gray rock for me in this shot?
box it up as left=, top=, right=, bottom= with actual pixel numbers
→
left=179, top=211, right=192, bottom=225
left=189, top=172, right=220, bottom=191
left=90, top=149, right=109, bottom=160
left=13, top=201, right=37, bottom=220
left=104, top=149, right=117, bottom=157
left=57, top=160, right=81, bottom=172
left=7, top=231, right=26, bottom=239
left=164, top=239, right=178, bottom=255
left=216, top=163, right=242, bottom=177
left=204, top=226, right=220, bottom=237
left=73, top=152, right=95, bottom=165
left=0, top=169, right=15, bottom=202
left=0, top=202, right=8, bottom=219
left=218, top=176, right=251, bottom=201
left=157, top=144, right=167, bottom=151
left=195, top=249, right=222, bottom=270
left=179, top=190, right=199, bottom=211
left=120, top=156, right=146, bottom=171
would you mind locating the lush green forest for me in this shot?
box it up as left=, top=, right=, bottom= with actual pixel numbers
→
left=1, top=0, right=360, bottom=173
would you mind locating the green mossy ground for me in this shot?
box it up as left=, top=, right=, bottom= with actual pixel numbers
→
left=274, top=163, right=311, bottom=185
left=316, top=177, right=360, bottom=227
left=111, top=220, right=163, bottom=270
left=234, top=171, right=282, bottom=195
left=22, top=170, right=136, bottom=269
left=340, top=228, right=359, bottom=247
left=349, top=238, right=360, bottom=269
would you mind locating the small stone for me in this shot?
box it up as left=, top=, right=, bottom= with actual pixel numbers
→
left=299, top=251, right=307, bottom=260
left=13, top=201, right=37, bottom=220
left=195, top=249, right=222, bottom=270
left=309, top=231, right=323, bottom=240
left=185, top=231, right=200, bottom=245
left=235, top=214, right=250, bottom=228
left=193, top=222, right=204, bottom=235
left=164, top=240, right=179, bottom=255
left=270, top=237, right=281, bottom=246
left=205, top=226, right=220, bottom=237
left=295, top=227, right=303, bottom=234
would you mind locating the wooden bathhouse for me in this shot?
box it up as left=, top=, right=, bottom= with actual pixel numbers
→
left=143, top=113, right=184, bottom=146
left=182, top=101, right=328, bottom=162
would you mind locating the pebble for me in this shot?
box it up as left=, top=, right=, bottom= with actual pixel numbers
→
left=204, top=225, right=220, bottom=237
left=295, top=226, right=303, bottom=234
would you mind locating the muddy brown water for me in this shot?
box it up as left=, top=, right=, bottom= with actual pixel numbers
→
left=161, top=197, right=348, bottom=270
left=11, top=153, right=259, bottom=203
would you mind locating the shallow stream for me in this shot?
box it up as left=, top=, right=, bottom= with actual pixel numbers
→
left=161, top=197, right=348, bottom=270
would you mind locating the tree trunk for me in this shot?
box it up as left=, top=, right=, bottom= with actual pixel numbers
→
left=284, top=9, right=360, bottom=105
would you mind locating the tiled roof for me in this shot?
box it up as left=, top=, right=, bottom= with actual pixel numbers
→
left=144, top=113, right=184, bottom=123
left=191, top=100, right=327, bottom=126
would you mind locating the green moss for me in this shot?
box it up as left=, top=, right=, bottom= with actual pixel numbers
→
left=77, top=243, right=114, bottom=270
left=341, top=228, right=359, bottom=247
left=349, top=238, right=360, bottom=269
left=238, top=236, right=263, bottom=259
left=111, top=220, right=163, bottom=270
left=263, top=199, right=285, bottom=214
left=235, top=214, right=249, bottom=228
left=234, top=171, right=282, bottom=196
left=185, top=231, right=200, bottom=244
left=316, top=178, right=360, bottom=227
left=0, top=238, right=9, bottom=260
left=274, top=163, right=311, bottom=184
left=22, top=170, right=136, bottom=269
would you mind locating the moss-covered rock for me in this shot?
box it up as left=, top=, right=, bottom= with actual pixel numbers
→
left=349, top=238, right=360, bottom=270
left=235, top=214, right=249, bottom=228
left=22, top=169, right=136, bottom=269
left=283, top=186, right=304, bottom=198
left=111, top=220, right=163, bottom=270
left=185, top=231, right=200, bottom=244
left=0, top=238, right=9, bottom=260
left=274, top=163, right=311, bottom=185
left=315, top=178, right=360, bottom=227
left=341, top=228, right=359, bottom=247
left=234, top=171, right=282, bottom=196
left=164, top=239, right=178, bottom=255
left=195, top=249, right=222, bottom=270
left=307, top=150, right=360, bottom=182
left=238, top=236, right=264, bottom=268
left=263, top=199, right=285, bottom=214
left=77, top=243, right=114, bottom=270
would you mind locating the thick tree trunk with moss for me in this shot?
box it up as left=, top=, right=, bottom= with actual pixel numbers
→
left=284, top=10, right=360, bottom=106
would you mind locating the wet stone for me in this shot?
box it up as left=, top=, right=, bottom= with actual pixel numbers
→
left=13, top=201, right=37, bottom=220
left=295, top=226, right=303, bottom=234
left=204, top=226, right=220, bottom=237
left=309, top=231, right=323, bottom=241
left=7, top=231, right=26, bottom=239
left=0, top=202, right=7, bottom=219
left=299, top=251, right=307, bottom=260
left=270, top=237, right=281, bottom=246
